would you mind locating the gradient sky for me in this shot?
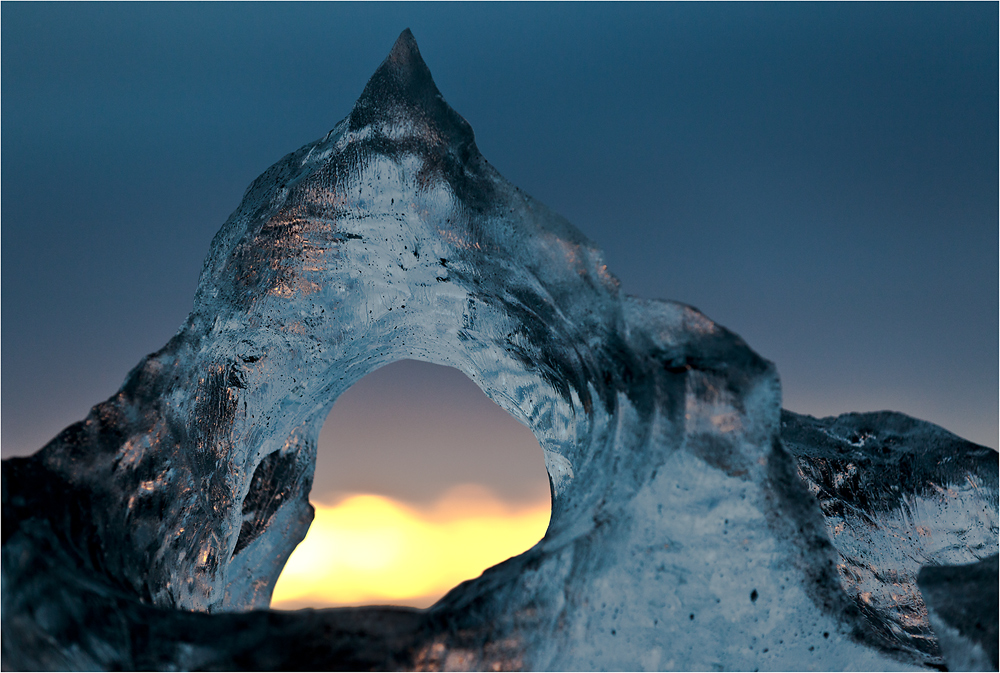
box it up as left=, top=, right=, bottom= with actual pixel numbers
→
left=3, top=1, right=997, bottom=510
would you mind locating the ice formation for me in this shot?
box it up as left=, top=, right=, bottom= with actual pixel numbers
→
left=3, top=30, right=996, bottom=671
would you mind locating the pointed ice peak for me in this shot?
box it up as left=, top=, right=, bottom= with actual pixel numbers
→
left=384, top=28, right=425, bottom=77
left=348, top=29, right=476, bottom=152
left=357, top=28, right=434, bottom=102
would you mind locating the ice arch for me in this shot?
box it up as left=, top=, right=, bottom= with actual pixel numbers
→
left=106, top=29, right=715, bottom=615
left=3, top=29, right=995, bottom=671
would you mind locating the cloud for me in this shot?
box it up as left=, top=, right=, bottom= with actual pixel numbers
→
left=270, top=484, right=550, bottom=609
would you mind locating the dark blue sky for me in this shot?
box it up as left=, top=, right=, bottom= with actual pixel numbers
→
left=3, top=2, right=997, bottom=479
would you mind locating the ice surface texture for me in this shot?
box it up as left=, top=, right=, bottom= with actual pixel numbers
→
left=2, top=30, right=996, bottom=671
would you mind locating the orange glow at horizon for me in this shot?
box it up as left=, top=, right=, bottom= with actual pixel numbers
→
left=270, top=484, right=551, bottom=610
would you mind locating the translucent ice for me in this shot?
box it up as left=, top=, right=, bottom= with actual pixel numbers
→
left=918, top=555, right=999, bottom=671
left=784, top=410, right=998, bottom=666
left=2, top=30, right=996, bottom=671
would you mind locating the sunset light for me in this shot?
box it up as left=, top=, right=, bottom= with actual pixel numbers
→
left=270, top=485, right=550, bottom=610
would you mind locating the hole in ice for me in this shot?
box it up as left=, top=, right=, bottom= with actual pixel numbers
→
left=270, top=359, right=551, bottom=610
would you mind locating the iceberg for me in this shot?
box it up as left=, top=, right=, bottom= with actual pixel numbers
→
left=2, top=29, right=996, bottom=671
